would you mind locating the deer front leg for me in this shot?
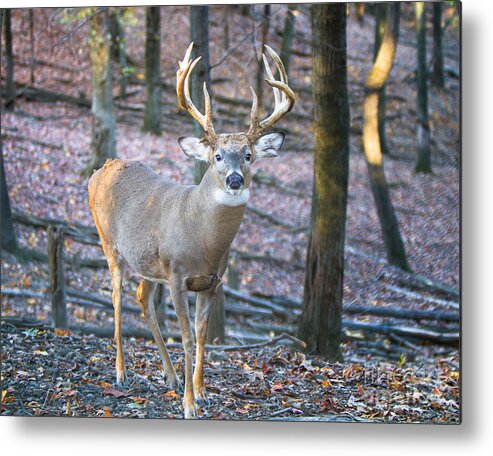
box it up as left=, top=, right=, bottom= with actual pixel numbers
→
left=169, top=274, right=196, bottom=419
left=193, top=275, right=222, bottom=404
left=137, top=279, right=181, bottom=391
left=193, top=289, right=215, bottom=404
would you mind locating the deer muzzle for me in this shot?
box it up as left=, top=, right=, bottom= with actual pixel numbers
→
left=226, top=172, right=244, bottom=190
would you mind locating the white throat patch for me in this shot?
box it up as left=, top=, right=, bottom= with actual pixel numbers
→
left=214, top=188, right=250, bottom=207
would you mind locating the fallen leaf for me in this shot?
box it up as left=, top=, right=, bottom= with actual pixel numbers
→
left=102, top=386, right=130, bottom=398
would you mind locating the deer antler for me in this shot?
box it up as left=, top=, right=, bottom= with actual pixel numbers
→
left=247, top=45, right=296, bottom=141
left=177, top=43, right=217, bottom=143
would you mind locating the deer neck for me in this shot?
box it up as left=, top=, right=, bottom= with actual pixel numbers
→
left=191, top=167, right=247, bottom=255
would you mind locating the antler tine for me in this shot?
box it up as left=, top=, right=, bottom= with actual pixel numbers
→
left=247, top=46, right=295, bottom=139
left=265, top=45, right=289, bottom=84
left=247, top=86, right=259, bottom=138
left=178, top=42, right=194, bottom=72
left=176, top=43, right=216, bottom=139
left=262, top=53, right=281, bottom=107
left=203, top=82, right=215, bottom=134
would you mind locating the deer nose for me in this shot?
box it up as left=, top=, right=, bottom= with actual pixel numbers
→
left=226, top=172, right=244, bottom=190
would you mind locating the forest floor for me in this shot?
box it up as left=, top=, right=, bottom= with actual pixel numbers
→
left=1, top=321, right=459, bottom=422
left=1, top=6, right=460, bottom=422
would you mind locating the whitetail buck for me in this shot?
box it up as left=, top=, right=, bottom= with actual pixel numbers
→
left=88, top=43, right=295, bottom=418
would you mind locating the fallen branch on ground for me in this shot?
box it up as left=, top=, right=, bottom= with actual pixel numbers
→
left=343, top=303, right=459, bottom=322
left=223, top=286, right=291, bottom=319
left=17, top=85, right=91, bottom=108
left=252, top=171, right=305, bottom=198
left=1, top=134, right=62, bottom=150
left=246, top=319, right=458, bottom=346
left=346, top=245, right=459, bottom=299
left=259, top=292, right=459, bottom=322
left=246, top=204, right=301, bottom=230
left=380, top=270, right=459, bottom=300
left=232, top=250, right=304, bottom=271
left=381, top=283, right=459, bottom=309
left=204, top=333, right=306, bottom=352
left=69, top=324, right=180, bottom=340
left=342, top=320, right=459, bottom=344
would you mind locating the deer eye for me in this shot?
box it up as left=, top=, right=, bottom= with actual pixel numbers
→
left=245, top=153, right=252, bottom=162
left=215, top=154, right=222, bottom=162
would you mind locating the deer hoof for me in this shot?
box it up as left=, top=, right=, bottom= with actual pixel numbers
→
left=194, top=386, right=209, bottom=406
left=183, top=400, right=198, bottom=419
left=167, top=375, right=183, bottom=393
left=116, top=370, right=128, bottom=387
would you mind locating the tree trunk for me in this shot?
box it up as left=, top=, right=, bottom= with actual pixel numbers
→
left=432, top=2, right=445, bottom=89
left=86, top=9, right=116, bottom=175
left=29, top=9, right=35, bottom=85
left=223, top=6, right=230, bottom=51
left=297, top=3, right=350, bottom=360
left=3, top=9, right=14, bottom=111
left=189, top=6, right=224, bottom=343
left=356, top=3, right=365, bottom=26
left=190, top=6, right=211, bottom=184
left=108, top=10, right=121, bottom=62
left=415, top=2, right=432, bottom=173
left=255, top=4, right=271, bottom=111
left=280, top=4, right=297, bottom=77
left=143, top=7, right=162, bottom=135
left=109, top=9, right=127, bottom=98
left=374, top=4, right=389, bottom=155
left=363, top=4, right=411, bottom=271
left=0, top=11, right=17, bottom=254
left=1, top=142, right=17, bottom=253
left=207, top=284, right=225, bottom=344
left=48, top=226, right=67, bottom=329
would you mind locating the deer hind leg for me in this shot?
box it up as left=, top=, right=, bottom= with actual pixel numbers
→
left=137, top=279, right=181, bottom=390
left=169, top=274, right=196, bottom=419
left=110, top=259, right=126, bottom=385
left=193, top=276, right=222, bottom=404
left=89, top=207, right=127, bottom=385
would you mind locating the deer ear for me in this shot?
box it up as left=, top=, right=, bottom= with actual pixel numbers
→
left=254, top=132, right=285, bottom=160
left=178, top=137, right=211, bottom=162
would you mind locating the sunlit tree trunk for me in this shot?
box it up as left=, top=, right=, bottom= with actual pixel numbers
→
left=280, top=4, right=297, bottom=77
left=86, top=9, right=116, bottom=175
left=298, top=3, right=349, bottom=359
left=432, top=2, right=445, bottom=89
left=363, top=4, right=410, bottom=271
left=356, top=3, right=365, bottom=26
left=189, top=5, right=224, bottom=343
left=374, top=4, right=389, bottom=155
left=415, top=2, right=432, bottom=173
left=143, top=7, right=162, bottom=135
left=3, top=9, right=14, bottom=111
left=255, top=4, right=271, bottom=111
